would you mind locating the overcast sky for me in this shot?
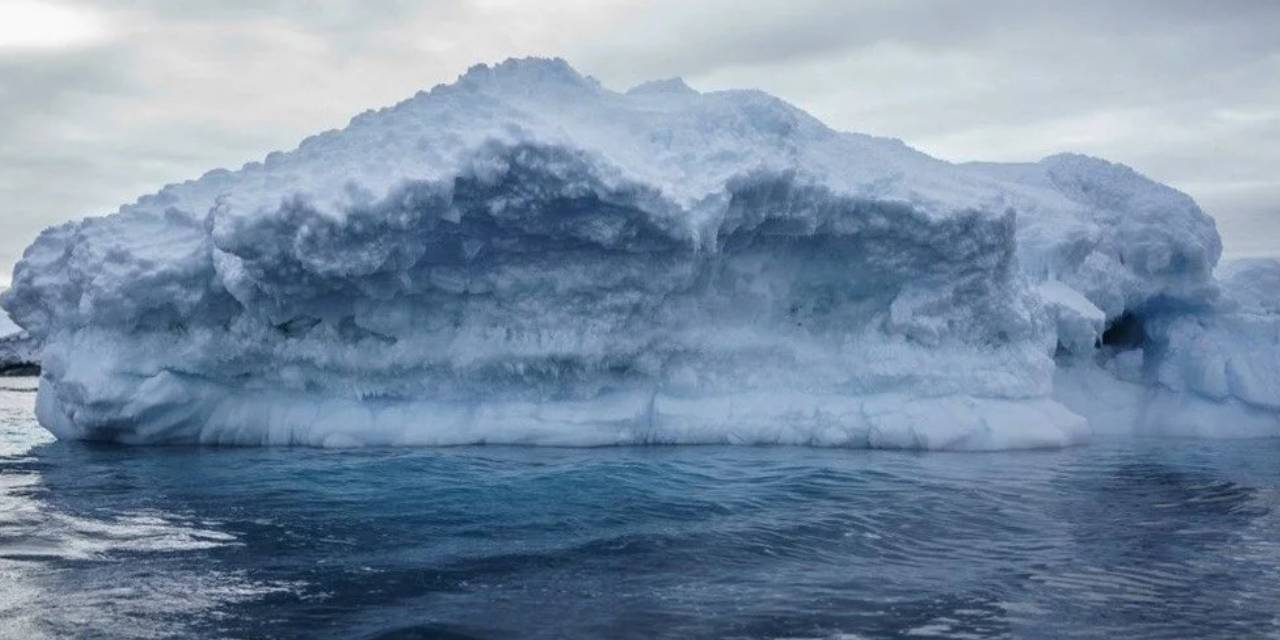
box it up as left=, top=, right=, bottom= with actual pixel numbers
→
left=2, top=0, right=1278, bottom=286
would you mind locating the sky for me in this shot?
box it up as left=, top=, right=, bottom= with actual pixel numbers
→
left=1, top=0, right=1278, bottom=287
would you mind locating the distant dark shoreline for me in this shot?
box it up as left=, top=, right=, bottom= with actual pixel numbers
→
left=0, top=364, right=39, bottom=377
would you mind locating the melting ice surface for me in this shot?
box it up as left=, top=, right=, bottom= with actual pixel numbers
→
left=2, top=57, right=1278, bottom=448
left=2, top=383, right=1279, bottom=638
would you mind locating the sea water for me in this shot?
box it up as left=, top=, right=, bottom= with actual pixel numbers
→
left=1, top=379, right=1277, bottom=639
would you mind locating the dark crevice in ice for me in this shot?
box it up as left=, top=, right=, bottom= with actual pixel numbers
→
left=1100, top=311, right=1146, bottom=350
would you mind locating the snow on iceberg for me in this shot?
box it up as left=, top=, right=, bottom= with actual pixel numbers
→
left=1, top=58, right=1272, bottom=447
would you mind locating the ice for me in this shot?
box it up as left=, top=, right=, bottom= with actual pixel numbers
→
left=0, top=307, right=17, bottom=337
left=1037, top=280, right=1105, bottom=355
left=1141, top=258, right=1280, bottom=436
left=2, top=58, right=1273, bottom=447
left=1053, top=257, right=1280, bottom=439
left=0, top=305, right=37, bottom=374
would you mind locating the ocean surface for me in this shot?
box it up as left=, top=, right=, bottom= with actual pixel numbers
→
left=1, top=379, right=1278, bottom=639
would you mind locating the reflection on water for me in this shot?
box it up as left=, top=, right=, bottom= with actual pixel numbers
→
left=1, top=378, right=1278, bottom=639
left=0, top=380, right=300, bottom=638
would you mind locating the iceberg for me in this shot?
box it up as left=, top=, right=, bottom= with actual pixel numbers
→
left=2, top=58, right=1275, bottom=447
left=0, top=306, right=38, bottom=376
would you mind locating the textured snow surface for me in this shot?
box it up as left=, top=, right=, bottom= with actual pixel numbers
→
left=2, top=58, right=1271, bottom=447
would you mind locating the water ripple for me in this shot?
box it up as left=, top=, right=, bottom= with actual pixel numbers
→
left=0, top=381, right=1277, bottom=639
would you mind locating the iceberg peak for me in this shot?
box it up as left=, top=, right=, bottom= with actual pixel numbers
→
left=455, top=56, right=602, bottom=93
left=627, top=77, right=699, bottom=97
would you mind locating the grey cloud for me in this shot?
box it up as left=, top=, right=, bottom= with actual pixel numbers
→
left=575, top=0, right=1280, bottom=83
left=0, top=45, right=137, bottom=125
left=71, top=0, right=428, bottom=30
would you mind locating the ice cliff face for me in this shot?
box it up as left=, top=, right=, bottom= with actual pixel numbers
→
left=2, top=58, right=1272, bottom=447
